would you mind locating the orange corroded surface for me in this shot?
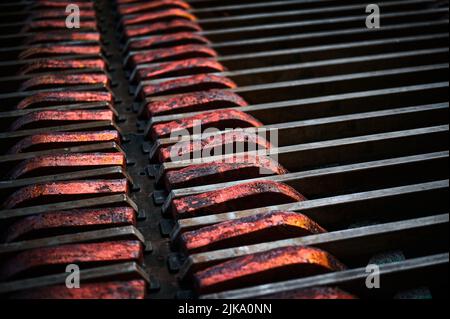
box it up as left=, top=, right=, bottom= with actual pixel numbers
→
left=150, top=109, right=260, bottom=139
left=129, top=32, right=209, bottom=50
left=172, top=180, right=306, bottom=218
left=144, top=89, right=247, bottom=117
left=4, top=207, right=136, bottom=243
left=194, top=246, right=346, bottom=293
left=159, top=130, right=272, bottom=163
left=136, top=58, right=225, bottom=82
left=123, top=8, right=196, bottom=25
left=165, top=155, right=287, bottom=189
left=124, top=20, right=201, bottom=38
left=10, top=110, right=114, bottom=131
left=20, top=74, right=109, bottom=91
left=181, top=211, right=325, bottom=252
left=11, top=280, right=147, bottom=299
left=6, top=153, right=125, bottom=180
left=19, top=45, right=101, bottom=59
left=25, top=20, right=97, bottom=31
left=7, top=131, right=119, bottom=154
left=2, top=179, right=128, bottom=209
left=26, top=32, right=100, bottom=44
left=131, top=45, right=217, bottom=66
left=142, top=73, right=235, bottom=98
left=263, top=287, right=357, bottom=299
left=20, top=59, right=106, bottom=74
left=16, top=92, right=113, bottom=110
left=35, top=1, right=94, bottom=9
left=0, top=240, right=143, bottom=280
left=118, top=0, right=190, bottom=15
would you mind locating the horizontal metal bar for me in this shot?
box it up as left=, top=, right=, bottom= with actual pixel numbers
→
left=201, top=253, right=449, bottom=299
left=165, top=151, right=449, bottom=204
left=0, top=194, right=138, bottom=220
left=0, top=166, right=134, bottom=191
left=149, top=82, right=449, bottom=127
left=0, top=225, right=145, bottom=255
left=0, top=262, right=149, bottom=295
left=159, top=125, right=449, bottom=175
left=180, top=214, right=448, bottom=280
left=173, top=179, right=449, bottom=237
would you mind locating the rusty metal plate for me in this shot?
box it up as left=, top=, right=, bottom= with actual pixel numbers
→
left=5, top=153, right=125, bottom=179
left=171, top=180, right=306, bottom=218
left=20, top=59, right=106, bottom=75
left=123, top=20, right=202, bottom=38
left=19, top=45, right=102, bottom=60
left=164, top=155, right=287, bottom=189
left=0, top=240, right=143, bottom=280
left=7, top=131, right=120, bottom=154
left=10, top=280, right=147, bottom=299
left=9, top=110, right=114, bottom=131
left=150, top=109, right=260, bottom=139
left=122, top=8, right=196, bottom=26
left=128, top=32, right=209, bottom=50
left=180, top=211, right=325, bottom=253
left=134, top=58, right=225, bottom=83
left=158, top=130, right=272, bottom=163
left=25, top=32, right=101, bottom=45
left=129, top=45, right=217, bottom=67
left=4, top=207, right=136, bottom=242
left=143, top=89, right=247, bottom=117
left=20, top=74, right=109, bottom=91
left=261, top=286, right=357, bottom=299
left=16, top=92, right=113, bottom=110
left=2, top=179, right=128, bottom=209
left=118, top=0, right=191, bottom=15
left=193, top=246, right=346, bottom=294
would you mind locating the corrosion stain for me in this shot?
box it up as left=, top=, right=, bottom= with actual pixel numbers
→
left=171, top=180, right=306, bottom=218
left=25, top=32, right=100, bottom=44
left=119, top=0, right=190, bottom=15
left=194, top=246, right=346, bottom=293
left=16, top=92, right=113, bottom=110
left=181, top=211, right=325, bottom=252
left=20, top=59, right=106, bottom=75
left=129, top=32, right=209, bottom=50
left=0, top=240, right=143, bottom=280
left=262, top=287, right=357, bottom=299
left=124, top=19, right=201, bottom=38
left=11, top=280, right=147, bottom=299
left=7, top=131, right=119, bottom=154
left=122, top=8, right=196, bottom=26
left=2, top=179, right=128, bottom=209
left=131, top=44, right=216, bottom=66
left=142, top=74, right=235, bottom=98
left=20, top=74, right=108, bottom=91
left=10, top=110, right=114, bottom=131
left=19, top=45, right=101, bottom=59
left=165, top=154, right=287, bottom=189
left=150, top=109, right=260, bottom=139
left=24, top=20, right=97, bottom=31
left=159, top=130, right=272, bottom=163
left=144, top=89, right=247, bottom=117
left=6, top=152, right=125, bottom=180
left=5, top=207, right=136, bottom=242
left=137, top=58, right=225, bottom=82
